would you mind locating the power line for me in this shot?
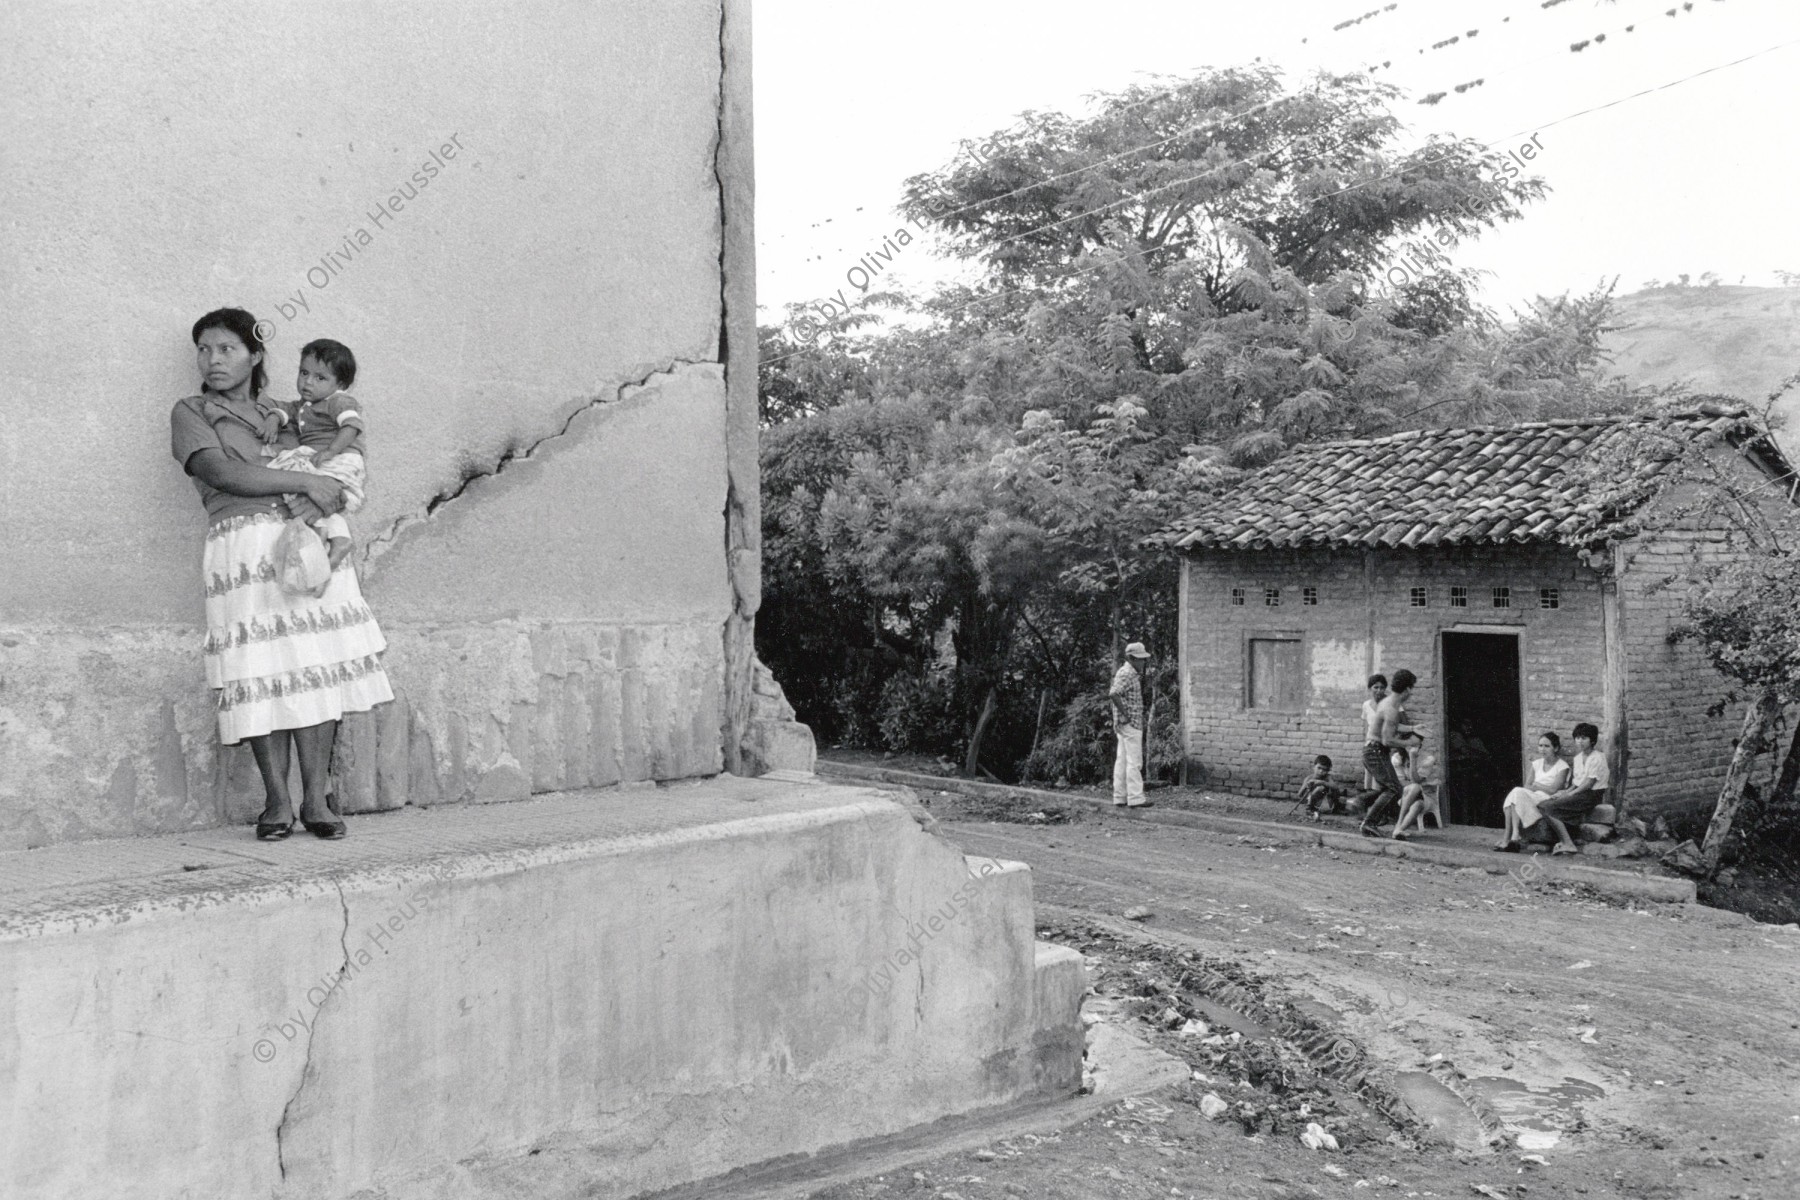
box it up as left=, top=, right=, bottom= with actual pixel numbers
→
left=758, top=33, right=1800, bottom=375
left=758, top=0, right=1726, bottom=261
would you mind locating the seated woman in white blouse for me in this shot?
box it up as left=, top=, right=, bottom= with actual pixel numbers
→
left=1495, top=731, right=1571, bottom=852
left=1537, top=722, right=1610, bottom=856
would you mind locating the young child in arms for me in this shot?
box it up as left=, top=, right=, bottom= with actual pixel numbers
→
left=261, top=339, right=367, bottom=574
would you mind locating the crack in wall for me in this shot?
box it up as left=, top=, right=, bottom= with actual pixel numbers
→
left=358, top=358, right=714, bottom=570
left=715, top=0, right=758, bottom=775
left=275, top=882, right=355, bottom=1181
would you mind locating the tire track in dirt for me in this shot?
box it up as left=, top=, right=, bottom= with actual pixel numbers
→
left=946, top=819, right=1800, bottom=1031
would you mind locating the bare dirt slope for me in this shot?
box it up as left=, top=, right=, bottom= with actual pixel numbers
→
left=1604, top=285, right=1800, bottom=451
left=803, top=799, right=1800, bottom=1200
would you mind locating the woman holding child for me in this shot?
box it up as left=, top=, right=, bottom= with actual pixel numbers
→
left=170, top=308, right=392, bottom=841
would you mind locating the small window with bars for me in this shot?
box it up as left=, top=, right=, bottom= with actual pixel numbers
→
left=1450, top=586, right=1468, bottom=608
left=1539, top=587, right=1560, bottom=610
left=1492, top=587, right=1511, bottom=609
left=1409, top=587, right=1427, bottom=608
left=1264, top=587, right=1281, bottom=607
left=1230, top=587, right=1245, bottom=606
left=1302, top=586, right=1318, bottom=606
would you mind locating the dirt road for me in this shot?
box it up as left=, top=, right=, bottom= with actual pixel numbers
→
left=810, top=798, right=1800, bottom=1200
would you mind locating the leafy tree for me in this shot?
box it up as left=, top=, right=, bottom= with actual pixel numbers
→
left=1583, top=387, right=1800, bottom=876
left=758, top=64, right=1652, bottom=781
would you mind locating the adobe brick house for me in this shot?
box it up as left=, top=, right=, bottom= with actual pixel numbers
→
left=1169, top=407, right=1796, bottom=825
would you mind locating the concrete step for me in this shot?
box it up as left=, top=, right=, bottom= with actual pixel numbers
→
left=0, top=774, right=1083, bottom=1199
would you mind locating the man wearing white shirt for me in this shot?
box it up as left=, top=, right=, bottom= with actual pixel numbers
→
left=1540, top=721, right=1609, bottom=855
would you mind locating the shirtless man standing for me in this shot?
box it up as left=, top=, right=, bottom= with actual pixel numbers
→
left=1360, top=668, right=1418, bottom=836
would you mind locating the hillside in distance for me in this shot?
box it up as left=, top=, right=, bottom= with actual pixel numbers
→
left=1601, top=284, right=1800, bottom=456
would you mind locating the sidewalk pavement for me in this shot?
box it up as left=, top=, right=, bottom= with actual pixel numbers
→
left=816, top=760, right=1696, bottom=906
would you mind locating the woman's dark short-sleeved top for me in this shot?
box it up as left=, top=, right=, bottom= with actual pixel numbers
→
left=170, top=392, right=287, bottom=524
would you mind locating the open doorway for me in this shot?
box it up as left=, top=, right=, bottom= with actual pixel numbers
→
left=1440, top=632, right=1522, bottom=828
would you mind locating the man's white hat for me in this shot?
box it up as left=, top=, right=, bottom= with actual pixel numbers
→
left=1125, top=641, right=1150, bottom=658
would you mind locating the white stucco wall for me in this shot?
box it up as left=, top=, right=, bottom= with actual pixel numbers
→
left=0, top=0, right=758, bottom=845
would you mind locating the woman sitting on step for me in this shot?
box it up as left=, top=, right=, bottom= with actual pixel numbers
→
left=1494, top=731, right=1570, bottom=853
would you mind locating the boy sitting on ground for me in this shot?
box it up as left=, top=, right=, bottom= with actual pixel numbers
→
left=1297, top=754, right=1345, bottom=822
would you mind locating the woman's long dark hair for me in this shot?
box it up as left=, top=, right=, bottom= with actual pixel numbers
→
left=1539, top=730, right=1563, bottom=755
left=191, top=307, right=267, bottom=395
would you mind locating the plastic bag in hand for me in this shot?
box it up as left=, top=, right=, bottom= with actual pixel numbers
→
left=274, top=519, right=332, bottom=596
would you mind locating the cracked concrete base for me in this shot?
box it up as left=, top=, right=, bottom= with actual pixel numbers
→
left=0, top=777, right=1083, bottom=1199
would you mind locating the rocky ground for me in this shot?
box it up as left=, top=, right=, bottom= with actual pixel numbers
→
left=795, top=784, right=1800, bottom=1200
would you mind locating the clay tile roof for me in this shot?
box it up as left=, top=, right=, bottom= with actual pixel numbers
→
left=1171, top=405, right=1795, bottom=552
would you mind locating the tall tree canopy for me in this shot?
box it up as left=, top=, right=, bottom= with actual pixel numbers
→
left=758, top=66, right=1650, bottom=780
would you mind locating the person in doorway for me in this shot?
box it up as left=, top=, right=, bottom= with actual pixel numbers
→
left=1538, top=722, right=1609, bottom=855
left=1494, top=731, right=1571, bottom=852
left=1360, top=668, right=1417, bottom=836
left=1110, top=642, right=1152, bottom=808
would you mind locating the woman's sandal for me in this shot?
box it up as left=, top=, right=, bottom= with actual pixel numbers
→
left=1493, top=841, right=1521, bottom=852
left=256, top=817, right=294, bottom=841
left=303, top=794, right=347, bottom=840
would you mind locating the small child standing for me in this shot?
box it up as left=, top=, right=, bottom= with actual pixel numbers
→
left=1297, top=754, right=1344, bottom=822
left=264, top=339, right=367, bottom=574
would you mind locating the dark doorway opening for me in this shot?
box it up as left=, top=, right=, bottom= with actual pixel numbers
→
left=1441, top=632, right=1522, bottom=828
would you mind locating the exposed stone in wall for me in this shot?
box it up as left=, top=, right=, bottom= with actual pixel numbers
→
left=741, top=658, right=817, bottom=776
left=0, top=621, right=720, bottom=849
left=332, top=620, right=724, bottom=814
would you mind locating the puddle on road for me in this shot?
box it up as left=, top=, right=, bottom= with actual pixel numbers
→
left=1465, top=1076, right=1606, bottom=1150
left=1185, top=994, right=1276, bottom=1040
left=1390, top=1072, right=1492, bottom=1151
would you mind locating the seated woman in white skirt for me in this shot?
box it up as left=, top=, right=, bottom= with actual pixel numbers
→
left=1495, top=731, right=1570, bottom=852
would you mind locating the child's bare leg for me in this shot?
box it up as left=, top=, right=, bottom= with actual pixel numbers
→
left=1392, top=797, right=1418, bottom=837
left=1392, top=786, right=1421, bottom=836
left=1544, top=814, right=1577, bottom=852
left=313, top=513, right=354, bottom=573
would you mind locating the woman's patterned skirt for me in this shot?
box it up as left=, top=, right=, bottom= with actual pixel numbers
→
left=201, top=513, right=393, bottom=745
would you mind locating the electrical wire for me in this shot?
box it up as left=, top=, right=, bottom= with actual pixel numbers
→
left=759, top=34, right=1800, bottom=378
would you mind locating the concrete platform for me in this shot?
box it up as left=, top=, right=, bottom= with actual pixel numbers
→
left=0, top=774, right=1085, bottom=1199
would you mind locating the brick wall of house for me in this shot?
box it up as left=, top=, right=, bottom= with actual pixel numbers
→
left=1617, top=528, right=1756, bottom=818
left=1179, top=544, right=1607, bottom=804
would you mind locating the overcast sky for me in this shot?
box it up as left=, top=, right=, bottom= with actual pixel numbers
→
left=752, top=0, right=1800, bottom=323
